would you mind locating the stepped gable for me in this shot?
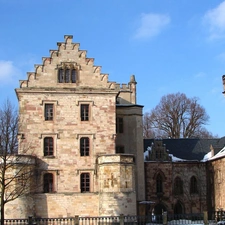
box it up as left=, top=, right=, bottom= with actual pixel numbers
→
left=144, top=138, right=225, bottom=161
left=18, top=35, right=123, bottom=91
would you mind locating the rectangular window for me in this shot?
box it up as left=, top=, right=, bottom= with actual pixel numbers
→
left=45, top=104, right=54, bottom=121
left=81, top=173, right=90, bottom=192
left=81, top=104, right=89, bottom=121
left=71, top=69, right=76, bottom=83
left=58, top=69, right=64, bottom=83
left=44, top=137, right=54, bottom=156
left=80, top=137, right=90, bottom=156
left=44, top=173, right=54, bottom=193
left=58, top=68, right=77, bottom=83
left=116, top=117, right=123, bottom=133
left=116, top=146, right=125, bottom=153
left=18, top=173, right=26, bottom=187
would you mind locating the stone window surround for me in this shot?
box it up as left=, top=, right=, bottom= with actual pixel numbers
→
left=43, top=137, right=54, bottom=156
left=39, top=133, right=59, bottom=158
left=80, top=137, right=90, bottom=156
left=40, top=100, right=58, bottom=122
left=43, top=172, right=55, bottom=193
left=76, top=100, right=94, bottom=122
left=56, top=62, right=81, bottom=84
left=80, top=172, right=90, bottom=193
left=76, top=134, right=95, bottom=157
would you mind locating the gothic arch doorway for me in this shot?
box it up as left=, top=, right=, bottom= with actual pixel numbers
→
left=152, top=203, right=167, bottom=222
left=174, top=201, right=184, bottom=214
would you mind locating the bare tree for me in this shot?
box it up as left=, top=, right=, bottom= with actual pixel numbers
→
left=144, top=93, right=212, bottom=138
left=0, top=100, right=36, bottom=224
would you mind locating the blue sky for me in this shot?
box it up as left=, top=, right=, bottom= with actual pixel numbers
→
left=0, top=0, right=225, bottom=137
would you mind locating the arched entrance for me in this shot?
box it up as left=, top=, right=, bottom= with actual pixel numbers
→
left=152, top=203, right=167, bottom=222
left=174, top=201, right=184, bottom=214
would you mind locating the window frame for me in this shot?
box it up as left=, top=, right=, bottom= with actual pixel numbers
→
left=43, top=173, right=54, bottom=193
left=174, top=177, right=183, bottom=195
left=58, top=68, right=77, bottom=83
left=80, top=137, right=90, bottom=156
left=80, top=104, right=89, bottom=121
left=116, top=117, right=123, bottom=133
left=156, top=174, right=163, bottom=193
left=44, top=137, right=54, bottom=156
left=80, top=173, right=90, bottom=193
left=190, top=176, right=198, bottom=194
left=44, top=104, right=54, bottom=121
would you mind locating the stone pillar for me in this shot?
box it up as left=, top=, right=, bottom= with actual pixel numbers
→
left=203, top=211, right=208, bottom=225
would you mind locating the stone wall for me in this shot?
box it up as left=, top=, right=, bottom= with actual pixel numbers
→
left=209, top=157, right=225, bottom=211
left=6, top=35, right=141, bottom=218
left=145, top=161, right=207, bottom=214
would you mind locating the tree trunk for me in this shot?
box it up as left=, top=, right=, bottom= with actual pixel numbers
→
left=1, top=202, right=4, bottom=225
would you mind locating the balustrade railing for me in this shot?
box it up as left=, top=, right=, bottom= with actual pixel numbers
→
left=1, top=211, right=223, bottom=225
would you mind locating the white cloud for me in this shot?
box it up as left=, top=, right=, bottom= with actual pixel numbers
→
left=133, top=13, right=170, bottom=39
left=203, top=1, right=225, bottom=40
left=0, top=60, right=21, bottom=84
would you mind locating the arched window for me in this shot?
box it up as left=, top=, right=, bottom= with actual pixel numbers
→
left=156, top=174, right=163, bottom=193
left=43, top=173, right=54, bottom=193
left=80, top=137, right=90, bottom=156
left=80, top=173, right=90, bottom=192
left=174, top=177, right=183, bottom=195
left=44, top=137, right=54, bottom=156
left=190, top=176, right=198, bottom=194
left=174, top=201, right=184, bottom=214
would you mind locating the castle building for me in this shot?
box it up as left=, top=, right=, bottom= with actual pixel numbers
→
left=144, top=138, right=225, bottom=219
left=8, top=35, right=145, bottom=218
left=3, top=36, right=225, bottom=220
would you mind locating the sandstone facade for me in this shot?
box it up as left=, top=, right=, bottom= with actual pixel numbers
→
left=8, top=35, right=145, bottom=219
left=3, top=36, right=225, bottom=220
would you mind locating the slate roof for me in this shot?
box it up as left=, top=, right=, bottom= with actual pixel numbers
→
left=144, top=137, right=225, bottom=161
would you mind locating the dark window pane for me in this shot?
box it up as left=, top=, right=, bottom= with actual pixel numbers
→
left=174, top=177, right=183, bottom=195
left=44, top=173, right=53, bottom=193
left=44, top=137, right=54, bottom=156
left=58, top=69, right=64, bottom=83
left=156, top=174, right=163, bottom=193
left=45, top=104, right=53, bottom=121
left=81, top=173, right=90, bottom=192
left=80, top=137, right=89, bottom=156
left=116, top=146, right=124, bottom=153
left=116, top=117, right=123, bottom=133
left=58, top=68, right=77, bottom=83
left=71, top=69, right=76, bottom=83
left=81, top=104, right=89, bottom=121
left=65, top=69, right=70, bottom=83
left=190, top=176, right=198, bottom=194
